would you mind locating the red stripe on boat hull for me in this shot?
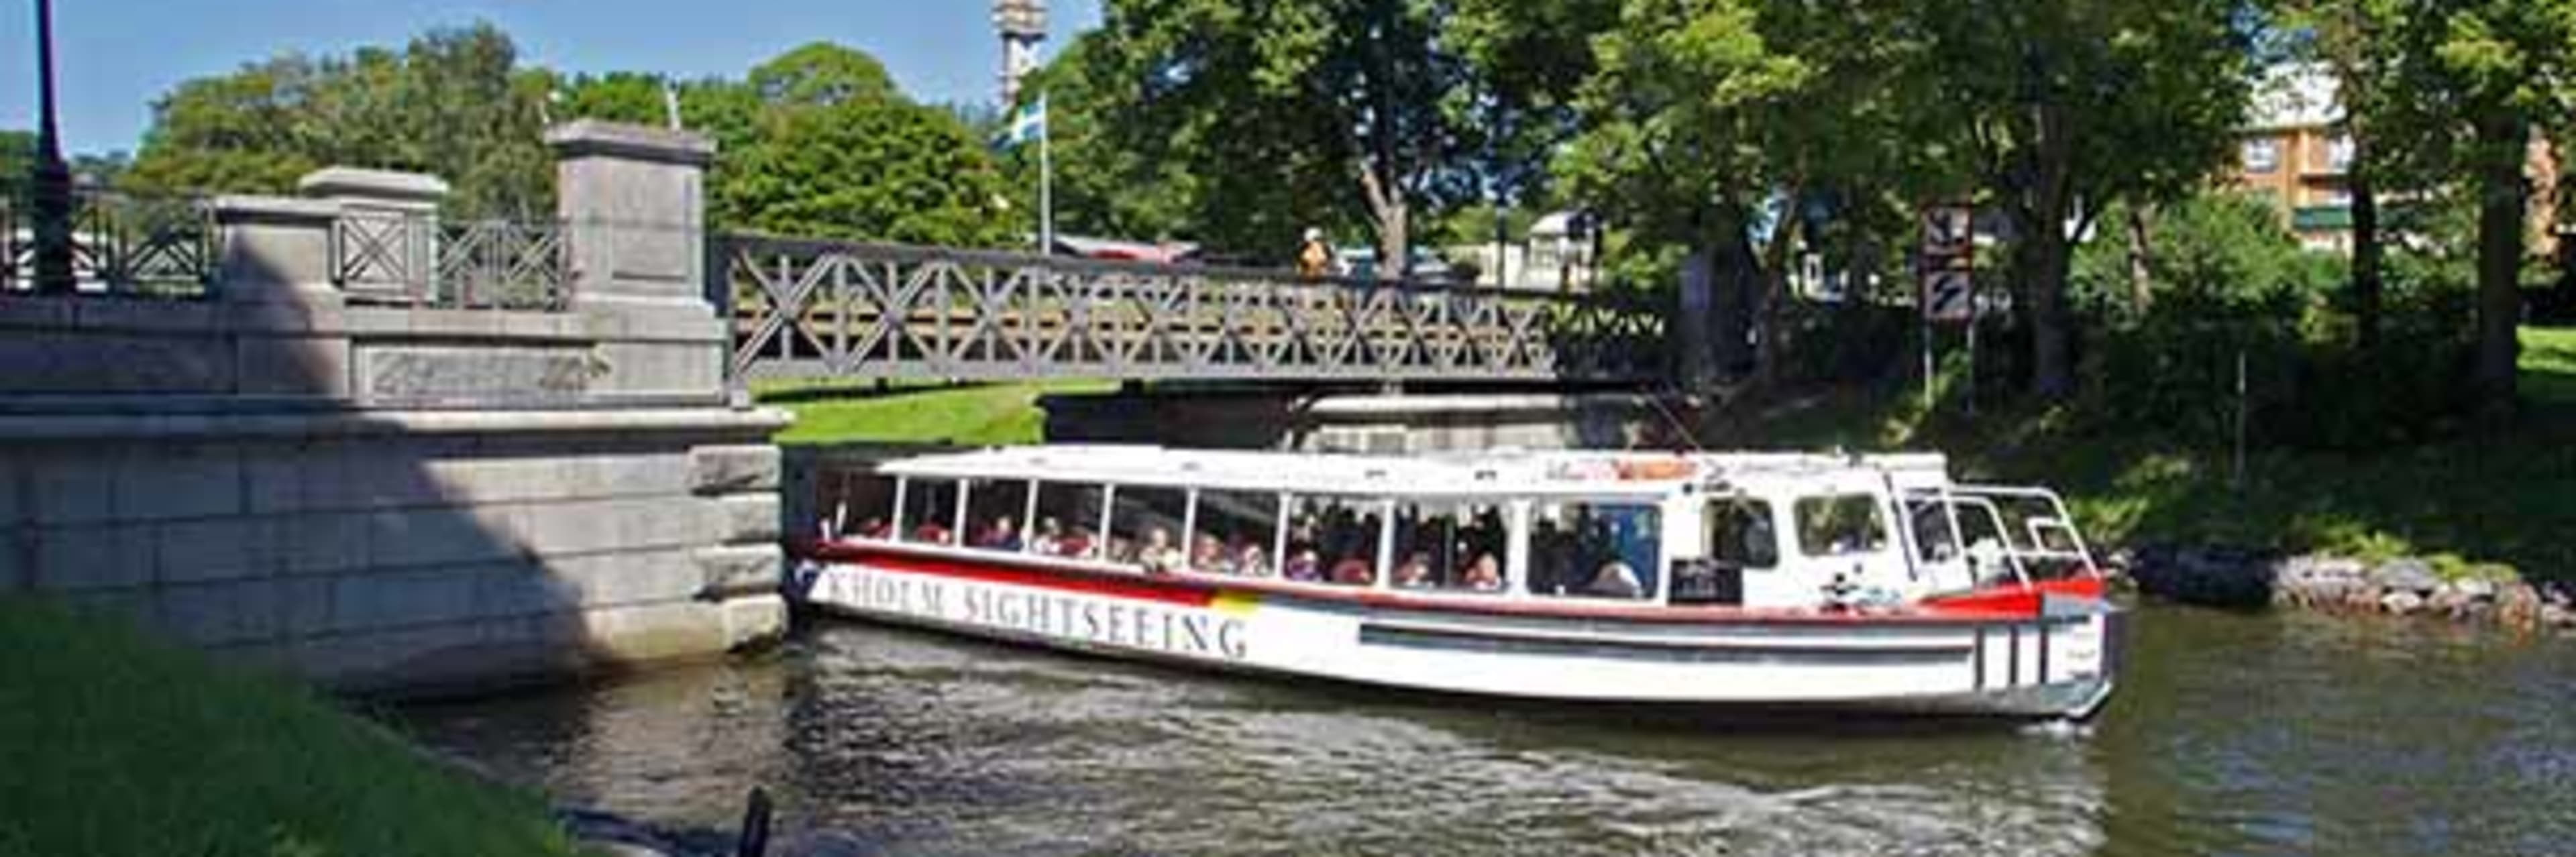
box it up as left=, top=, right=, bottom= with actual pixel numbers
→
left=807, top=540, right=2100, bottom=625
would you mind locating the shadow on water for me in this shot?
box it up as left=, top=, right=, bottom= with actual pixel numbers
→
left=395, top=604, right=2576, bottom=857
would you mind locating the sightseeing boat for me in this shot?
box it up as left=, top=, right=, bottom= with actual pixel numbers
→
left=792, top=445, right=2122, bottom=720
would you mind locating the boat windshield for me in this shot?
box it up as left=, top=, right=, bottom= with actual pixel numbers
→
left=1903, top=485, right=2100, bottom=585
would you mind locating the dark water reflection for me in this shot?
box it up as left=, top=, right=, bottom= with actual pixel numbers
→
left=397, top=606, right=2576, bottom=856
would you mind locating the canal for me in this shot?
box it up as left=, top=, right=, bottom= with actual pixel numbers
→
left=399, top=605, right=2576, bottom=856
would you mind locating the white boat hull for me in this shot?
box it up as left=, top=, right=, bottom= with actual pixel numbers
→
left=797, top=544, right=2121, bottom=720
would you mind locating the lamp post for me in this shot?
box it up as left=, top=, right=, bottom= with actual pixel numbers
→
left=28, top=0, right=77, bottom=294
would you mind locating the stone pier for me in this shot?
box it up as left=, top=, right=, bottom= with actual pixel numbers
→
left=0, top=122, right=792, bottom=695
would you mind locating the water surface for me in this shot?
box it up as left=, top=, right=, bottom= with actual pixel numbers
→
left=400, top=606, right=2576, bottom=856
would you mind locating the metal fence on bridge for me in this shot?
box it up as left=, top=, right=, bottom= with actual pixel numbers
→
left=720, top=235, right=1668, bottom=384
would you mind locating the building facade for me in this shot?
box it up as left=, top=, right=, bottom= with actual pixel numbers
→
left=2230, top=64, right=2561, bottom=256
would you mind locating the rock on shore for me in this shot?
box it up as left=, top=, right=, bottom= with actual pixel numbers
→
left=2123, top=545, right=2575, bottom=631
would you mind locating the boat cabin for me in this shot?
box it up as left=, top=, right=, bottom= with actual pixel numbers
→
left=820, top=445, right=2101, bottom=611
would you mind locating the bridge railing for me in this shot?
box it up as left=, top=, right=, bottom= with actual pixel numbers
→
left=0, top=189, right=221, bottom=298
left=331, top=210, right=572, bottom=310
left=718, top=233, right=1667, bottom=384
left=1, top=189, right=572, bottom=310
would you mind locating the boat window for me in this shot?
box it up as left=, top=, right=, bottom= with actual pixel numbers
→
left=1529, top=502, right=1662, bottom=599
left=1284, top=495, right=1385, bottom=587
left=1191, top=490, right=1281, bottom=577
left=824, top=470, right=900, bottom=540
left=1110, top=485, right=1189, bottom=573
left=1907, top=499, right=1960, bottom=563
left=1030, top=482, right=1108, bottom=560
left=1794, top=494, right=1888, bottom=557
left=963, top=478, right=1032, bottom=553
left=1703, top=498, right=1778, bottom=569
left=1391, top=500, right=1511, bottom=593
left=900, top=478, right=962, bottom=545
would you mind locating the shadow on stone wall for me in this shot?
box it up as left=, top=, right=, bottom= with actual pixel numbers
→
left=4, top=132, right=787, bottom=699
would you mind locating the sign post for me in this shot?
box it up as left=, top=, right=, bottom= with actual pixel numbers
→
left=1918, top=205, right=1976, bottom=412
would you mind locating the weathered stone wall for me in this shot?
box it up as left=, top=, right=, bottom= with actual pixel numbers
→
left=0, top=123, right=793, bottom=694
left=0, top=412, right=783, bottom=693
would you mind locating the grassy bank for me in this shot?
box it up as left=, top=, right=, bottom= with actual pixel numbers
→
left=0, top=597, right=583, bottom=857
left=759, top=379, right=1114, bottom=446
left=1717, top=327, right=2576, bottom=583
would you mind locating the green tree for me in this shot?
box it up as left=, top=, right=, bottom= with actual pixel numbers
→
left=721, top=95, right=1014, bottom=247
left=2371, top=0, right=2576, bottom=409
left=1448, top=0, right=1621, bottom=248
left=1907, top=0, right=2256, bottom=400
left=2284, top=1, right=2408, bottom=349
left=998, top=32, right=1198, bottom=244
left=124, top=58, right=321, bottom=196
left=553, top=71, right=673, bottom=126
left=1097, top=0, right=1472, bottom=267
left=1, top=130, right=35, bottom=199
left=125, top=23, right=552, bottom=218
left=746, top=42, right=900, bottom=108
left=1561, top=0, right=1811, bottom=382
left=1562, top=0, right=1939, bottom=385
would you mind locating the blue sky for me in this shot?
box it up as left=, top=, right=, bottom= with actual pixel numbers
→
left=0, top=0, right=1104, bottom=156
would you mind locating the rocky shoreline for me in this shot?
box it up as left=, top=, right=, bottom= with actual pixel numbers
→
left=2122, top=545, right=2576, bottom=630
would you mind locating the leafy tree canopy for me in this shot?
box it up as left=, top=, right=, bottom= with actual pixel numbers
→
left=125, top=23, right=554, bottom=218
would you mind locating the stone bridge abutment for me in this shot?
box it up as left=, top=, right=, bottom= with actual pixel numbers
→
left=0, top=121, right=790, bottom=694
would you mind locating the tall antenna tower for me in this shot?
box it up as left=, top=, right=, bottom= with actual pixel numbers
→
left=994, top=0, right=1049, bottom=106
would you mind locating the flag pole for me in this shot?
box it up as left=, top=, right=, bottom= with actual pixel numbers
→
left=1038, top=94, right=1054, bottom=258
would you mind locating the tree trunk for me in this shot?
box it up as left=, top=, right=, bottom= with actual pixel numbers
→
left=1753, top=190, right=1805, bottom=388
left=1355, top=166, right=1408, bottom=280
left=2350, top=143, right=2383, bottom=351
left=2025, top=226, right=2077, bottom=398
left=1709, top=206, right=1760, bottom=378
left=1678, top=246, right=1718, bottom=389
left=2126, top=203, right=2154, bottom=313
left=2017, top=101, right=2081, bottom=401
left=1379, top=201, right=1409, bottom=278
left=2471, top=111, right=2527, bottom=411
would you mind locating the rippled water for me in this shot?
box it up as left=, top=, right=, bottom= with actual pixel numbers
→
left=399, top=606, right=2576, bottom=856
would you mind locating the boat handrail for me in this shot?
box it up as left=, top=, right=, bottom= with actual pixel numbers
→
left=1951, top=483, right=2103, bottom=578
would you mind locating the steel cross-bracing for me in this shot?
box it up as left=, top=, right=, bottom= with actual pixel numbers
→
left=720, top=235, right=1667, bottom=384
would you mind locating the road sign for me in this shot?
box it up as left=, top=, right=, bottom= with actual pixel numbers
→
left=1919, top=205, right=1976, bottom=324
left=1923, top=268, right=1974, bottom=323
left=1921, top=207, right=1974, bottom=256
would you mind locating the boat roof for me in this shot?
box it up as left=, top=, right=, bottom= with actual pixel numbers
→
left=877, top=445, right=1955, bottom=499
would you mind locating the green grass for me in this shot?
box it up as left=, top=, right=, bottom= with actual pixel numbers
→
left=0, top=597, right=586, bottom=857
left=761, top=379, right=1115, bottom=446
left=2522, top=326, right=2576, bottom=406
left=1709, top=327, right=2576, bottom=583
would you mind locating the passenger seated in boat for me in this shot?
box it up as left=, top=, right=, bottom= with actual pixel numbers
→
left=973, top=515, right=1022, bottom=551
left=1462, top=553, right=1504, bottom=591
left=1330, top=557, right=1375, bottom=585
left=1030, top=517, right=1064, bottom=555
left=1136, top=527, right=1184, bottom=574
left=1236, top=543, right=1271, bottom=577
left=1059, top=526, right=1097, bottom=559
left=911, top=521, right=953, bottom=545
left=1585, top=560, right=1643, bottom=598
left=1283, top=549, right=1322, bottom=581
left=855, top=517, right=892, bottom=540
left=1393, top=553, right=1433, bottom=588
left=1191, top=535, right=1232, bottom=574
